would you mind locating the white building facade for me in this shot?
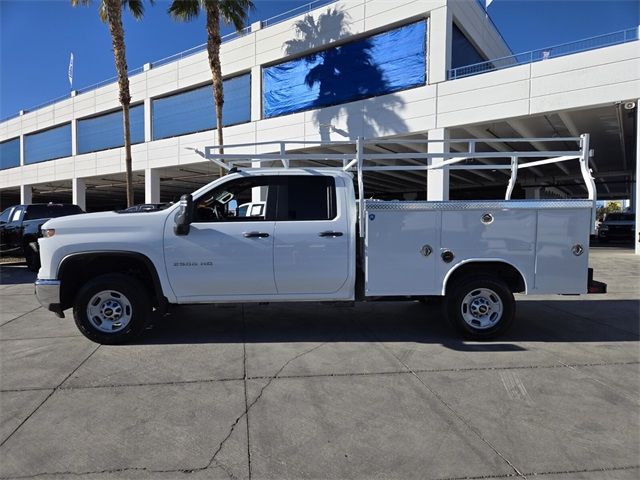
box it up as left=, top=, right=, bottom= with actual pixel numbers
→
left=1, top=0, right=639, bottom=249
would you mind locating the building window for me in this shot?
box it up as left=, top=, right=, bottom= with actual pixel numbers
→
left=263, top=21, right=427, bottom=118
left=152, top=74, right=251, bottom=141
left=451, top=24, right=485, bottom=69
left=24, top=123, right=71, bottom=164
left=0, top=137, right=20, bottom=170
left=77, top=105, right=144, bottom=154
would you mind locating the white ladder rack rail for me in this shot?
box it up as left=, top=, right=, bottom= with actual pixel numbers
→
left=201, top=134, right=596, bottom=237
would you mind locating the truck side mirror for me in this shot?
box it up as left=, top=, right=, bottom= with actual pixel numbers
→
left=174, top=194, right=193, bottom=235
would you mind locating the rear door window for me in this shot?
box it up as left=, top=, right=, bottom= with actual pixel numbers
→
left=276, top=176, right=336, bottom=221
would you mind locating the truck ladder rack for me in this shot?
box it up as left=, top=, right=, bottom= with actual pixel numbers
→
left=200, top=135, right=596, bottom=237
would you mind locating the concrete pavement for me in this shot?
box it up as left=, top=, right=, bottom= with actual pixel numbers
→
left=0, top=247, right=638, bottom=479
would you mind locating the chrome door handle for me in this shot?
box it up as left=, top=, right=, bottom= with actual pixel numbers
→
left=319, top=231, right=343, bottom=237
left=243, top=231, right=269, bottom=238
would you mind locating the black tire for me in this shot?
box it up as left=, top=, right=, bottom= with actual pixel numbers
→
left=24, top=247, right=40, bottom=272
left=444, top=275, right=515, bottom=340
left=73, top=273, right=151, bottom=344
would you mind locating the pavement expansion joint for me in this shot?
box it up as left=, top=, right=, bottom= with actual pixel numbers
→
left=354, top=317, right=526, bottom=478
left=2, top=464, right=638, bottom=480
left=1, top=361, right=637, bottom=394
left=0, top=335, right=81, bottom=342
left=0, top=344, right=101, bottom=450
left=0, top=307, right=42, bottom=327
left=241, top=305, right=252, bottom=480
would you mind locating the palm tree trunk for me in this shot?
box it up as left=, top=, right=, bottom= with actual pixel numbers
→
left=205, top=2, right=225, bottom=176
left=105, top=0, right=134, bottom=207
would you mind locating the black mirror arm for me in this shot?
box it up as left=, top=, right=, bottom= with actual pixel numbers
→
left=174, top=194, right=194, bottom=235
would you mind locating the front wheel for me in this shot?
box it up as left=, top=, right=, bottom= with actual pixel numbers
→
left=444, top=275, right=515, bottom=340
left=73, top=273, right=150, bottom=344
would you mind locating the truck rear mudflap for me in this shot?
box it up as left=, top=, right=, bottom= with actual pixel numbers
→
left=587, top=268, right=607, bottom=294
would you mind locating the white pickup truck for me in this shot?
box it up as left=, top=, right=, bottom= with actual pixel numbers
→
left=35, top=136, right=605, bottom=344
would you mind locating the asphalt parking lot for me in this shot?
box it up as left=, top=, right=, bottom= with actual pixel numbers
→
left=0, top=247, right=638, bottom=480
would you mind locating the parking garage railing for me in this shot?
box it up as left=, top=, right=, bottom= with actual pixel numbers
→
left=448, top=27, right=639, bottom=80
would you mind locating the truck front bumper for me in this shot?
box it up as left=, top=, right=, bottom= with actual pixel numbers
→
left=34, top=279, right=65, bottom=318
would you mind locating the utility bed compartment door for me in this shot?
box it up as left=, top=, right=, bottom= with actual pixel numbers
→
left=365, top=209, right=439, bottom=296
left=534, top=209, right=590, bottom=294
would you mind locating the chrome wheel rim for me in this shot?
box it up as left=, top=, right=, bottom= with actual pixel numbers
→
left=86, top=290, right=132, bottom=333
left=461, top=288, right=503, bottom=330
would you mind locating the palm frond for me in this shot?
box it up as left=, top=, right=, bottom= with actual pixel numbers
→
left=168, top=0, right=201, bottom=21
left=98, top=1, right=108, bottom=22
left=124, top=0, right=148, bottom=19
left=70, top=0, right=92, bottom=6
left=219, top=0, right=254, bottom=32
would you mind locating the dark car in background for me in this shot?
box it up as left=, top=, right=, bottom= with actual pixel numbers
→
left=0, top=203, right=84, bottom=271
left=597, top=212, right=635, bottom=243
left=118, top=203, right=171, bottom=213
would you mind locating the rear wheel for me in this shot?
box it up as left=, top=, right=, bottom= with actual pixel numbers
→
left=444, top=275, right=515, bottom=340
left=73, top=273, right=150, bottom=344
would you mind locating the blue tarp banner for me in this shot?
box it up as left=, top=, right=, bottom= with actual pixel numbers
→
left=263, top=21, right=427, bottom=118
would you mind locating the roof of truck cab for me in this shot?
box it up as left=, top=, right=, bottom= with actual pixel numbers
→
left=228, top=168, right=353, bottom=177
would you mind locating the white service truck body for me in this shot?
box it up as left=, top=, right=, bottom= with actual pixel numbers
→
left=34, top=136, right=601, bottom=344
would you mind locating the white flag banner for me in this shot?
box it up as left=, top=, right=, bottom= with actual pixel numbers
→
left=486, top=0, right=493, bottom=8
left=68, top=53, right=74, bottom=88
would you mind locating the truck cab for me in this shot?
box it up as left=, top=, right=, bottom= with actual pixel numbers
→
left=164, top=170, right=355, bottom=302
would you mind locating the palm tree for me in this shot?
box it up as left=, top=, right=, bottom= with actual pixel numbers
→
left=169, top=0, right=254, bottom=156
left=71, top=0, right=150, bottom=207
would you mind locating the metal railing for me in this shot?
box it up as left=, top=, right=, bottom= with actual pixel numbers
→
left=449, top=27, right=639, bottom=80
left=201, top=135, right=596, bottom=237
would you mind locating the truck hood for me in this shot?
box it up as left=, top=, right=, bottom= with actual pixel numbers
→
left=42, top=209, right=176, bottom=232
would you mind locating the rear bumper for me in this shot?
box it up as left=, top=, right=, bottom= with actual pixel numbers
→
left=34, top=279, right=65, bottom=317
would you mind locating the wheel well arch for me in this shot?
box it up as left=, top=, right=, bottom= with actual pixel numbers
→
left=58, top=251, right=167, bottom=311
left=443, top=260, right=527, bottom=295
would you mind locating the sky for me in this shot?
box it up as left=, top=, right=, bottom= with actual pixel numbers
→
left=1, top=0, right=638, bottom=120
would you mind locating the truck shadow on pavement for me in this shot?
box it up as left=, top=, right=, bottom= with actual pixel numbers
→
left=0, top=263, right=32, bottom=285
left=1, top=264, right=637, bottom=350
left=140, top=298, right=639, bottom=349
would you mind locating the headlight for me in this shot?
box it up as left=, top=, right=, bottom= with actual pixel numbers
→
left=41, top=228, right=56, bottom=238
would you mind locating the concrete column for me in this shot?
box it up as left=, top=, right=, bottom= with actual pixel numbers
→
left=251, top=160, right=267, bottom=202
left=144, top=98, right=152, bottom=142
left=427, top=128, right=450, bottom=201
left=145, top=168, right=160, bottom=204
left=250, top=66, right=262, bottom=122
left=19, top=134, right=25, bottom=166
left=71, top=120, right=78, bottom=156
left=249, top=20, right=263, bottom=125
left=72, top=177, right=86, bottom=211
left=635, top=99, right=640, bottom=255
left=427, top=6, right=453, bottom=84
left=20, top=184, right=32, bottom=204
